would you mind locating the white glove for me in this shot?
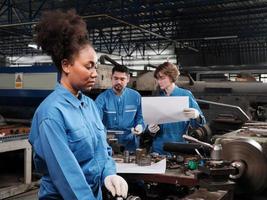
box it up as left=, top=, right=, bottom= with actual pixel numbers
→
left=104, top=175, right=128, bottom=198
left=183, top=108, right=200, bottom=119
left=148, top=124, right=160, bottom=133
left=131, top=124, right=143, bottom=135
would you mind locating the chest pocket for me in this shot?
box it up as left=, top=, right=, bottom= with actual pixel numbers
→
left=124, top=105, right=137, bottom=123
left=67, top=125, right=95, bottom=162
left=67, top=125, right=88, bottom=142
left=93, top=121, right=106, bottom=145
left=104, top=109, right=117, bottom=127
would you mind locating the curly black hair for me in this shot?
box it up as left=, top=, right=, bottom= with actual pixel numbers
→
left=35, top=10, right=90, bottom=72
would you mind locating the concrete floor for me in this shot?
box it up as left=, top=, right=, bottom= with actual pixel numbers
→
left=0, top=173, right=38, bottom=200
left=5, top=189, right=38, bottom=200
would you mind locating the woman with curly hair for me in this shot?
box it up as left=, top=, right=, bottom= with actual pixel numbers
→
left=29, top=10, right=128, bottom=200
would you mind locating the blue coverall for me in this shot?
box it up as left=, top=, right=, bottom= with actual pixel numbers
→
left=152, top=86, right=206, bottom=155
left=29, top=83, right=116, bottom=200
left=95, top=87, right=144, bottom=151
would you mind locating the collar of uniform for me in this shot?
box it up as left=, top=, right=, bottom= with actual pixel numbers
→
left=78, top=92, right=88, bottom=107
left=170, top=85, right=179, bottom=96
left=55, top=83, right=84, bottom=108
left=111, top=87, right=127, bottom=96
left=160, top=85, right=178, bottom=96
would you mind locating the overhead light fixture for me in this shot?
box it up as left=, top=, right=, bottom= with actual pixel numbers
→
left=204, top=35, right=238, bottom=40
left=28, top=43, right=39, bottom=50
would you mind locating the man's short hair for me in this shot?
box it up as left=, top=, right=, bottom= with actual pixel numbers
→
left=112, top=64, right=130, bottom=75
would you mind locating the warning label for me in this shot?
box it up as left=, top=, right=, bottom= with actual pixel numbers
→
left=15, top=73, right=23, bottom=89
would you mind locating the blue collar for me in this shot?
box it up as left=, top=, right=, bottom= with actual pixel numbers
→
left=111, top=87, right=127, bottom=96
left=55, top=83, right=86, bottom=108
left=160, top=85, right=178, bottom=96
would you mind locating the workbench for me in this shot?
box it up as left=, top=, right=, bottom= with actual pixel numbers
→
left=0, top=139, right=33, bottom=199
left=119, top=168, right=198, bottom=187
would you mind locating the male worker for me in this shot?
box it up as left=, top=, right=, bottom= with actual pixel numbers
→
left=95, top=64, right=144, bottom=152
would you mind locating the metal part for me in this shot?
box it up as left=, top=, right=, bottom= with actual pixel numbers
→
left=180, top=188, right=230, bottom=200
left=0, top=133, right=28, bottom=142
left=210, top=144, right=222, bottom=161
left=188, top=124, right=212, bottom=142
left=220, top=138, right=267, bottom=193
left=196, top=99, right=250, bottom=123
left=116, top=196, right=141, bottom=200
left=183, top=135, right=214, bottom=149
left=163, top=142, right=211, bottom=155
left=135, top=148, right=151, bottom=166
left=123, top=150, right=130, bottom=163
left=230, top=161, right=246, bottom=180
left=126, top=196, right=141, bottom=200
left=183, top=135, right=224, bottom=161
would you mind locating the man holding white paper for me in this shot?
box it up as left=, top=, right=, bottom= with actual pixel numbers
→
left=146, top=62, right=206, bottom=155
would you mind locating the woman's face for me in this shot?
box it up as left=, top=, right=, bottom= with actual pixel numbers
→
left=156, top=71, right=173, bottom=90
left=65, top=45, right=98, bottom=94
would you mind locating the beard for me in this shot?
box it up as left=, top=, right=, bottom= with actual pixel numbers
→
left=113, top=84, right=123, bottom=93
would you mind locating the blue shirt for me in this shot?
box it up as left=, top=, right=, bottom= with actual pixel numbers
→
left=29, top=83, right=116, bottom=200
left=95, top=87, right=144, bottom=151
left=152, top=86, right=206, bottom=155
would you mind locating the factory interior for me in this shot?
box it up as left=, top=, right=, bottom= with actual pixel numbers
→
left=1, top=0, right=267, bottom=199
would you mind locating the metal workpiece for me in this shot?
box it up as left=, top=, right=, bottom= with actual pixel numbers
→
left=187, top=124, right=212, bottom=142
left=210, top=144, right=222, bottom=161
left=183, top=135, right=223, bottom=161
left=115, top=195, right=141, bottom=200
left=217, top=137, right=267, bottom=193
left=135, top=148, right=151, bottom=166
left=123, top=150, right=130, bottom=163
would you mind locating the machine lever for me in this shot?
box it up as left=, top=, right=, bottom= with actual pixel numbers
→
left=183, top=135, right=214, bottom=149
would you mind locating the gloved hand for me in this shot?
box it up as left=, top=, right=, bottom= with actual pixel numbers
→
left=183, top=108, right=200, bottom=119
left=131, top=124, right=143, bottom=135
left=104, top=175, right=128, bottom=198
left=148, top=124, right=160, bottom=133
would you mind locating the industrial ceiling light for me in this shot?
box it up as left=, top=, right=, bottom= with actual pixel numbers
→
left=204, top=35, right=238, bottom=40
left=28, top=43, right=39, bottom=50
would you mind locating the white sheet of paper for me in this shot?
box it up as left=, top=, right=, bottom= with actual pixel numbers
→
left=142, top=96, right=189, bottom=124
left=116, top=158, right=166, bottom=174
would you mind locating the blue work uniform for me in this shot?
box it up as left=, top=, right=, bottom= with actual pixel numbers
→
left=95, top=87, right=144, bottom=151
left=29, top=83, right=116, bottom=200
left=152, top=86, right=206, bottom=155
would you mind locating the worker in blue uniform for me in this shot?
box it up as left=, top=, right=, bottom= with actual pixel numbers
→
left=29, top=10, right=128, bottom=200
left=95, top=65, right=144, bottom=152
left=147, top=62, right=206, bottom=155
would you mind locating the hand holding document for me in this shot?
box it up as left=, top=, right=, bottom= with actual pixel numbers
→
left=142, top=96, right=189, bottom=124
